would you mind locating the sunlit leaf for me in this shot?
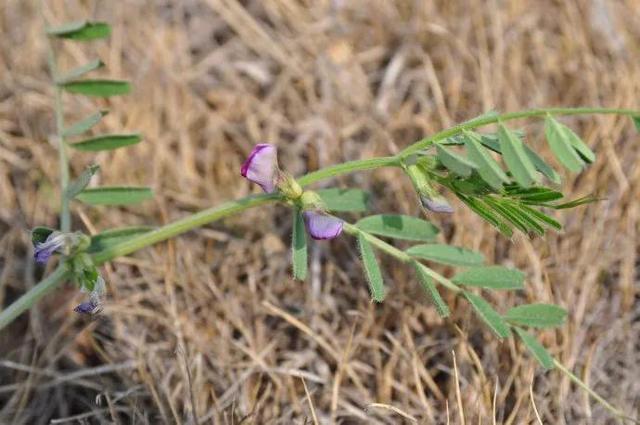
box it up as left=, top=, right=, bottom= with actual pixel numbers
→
left=47, top=21, right=111, bottom=41
left=463, top=291, right=511, bottom=339
left=357, top=233, right=385, bottom=302
left=355, top=214, right=439, bottom=242
left=76, top=187, right=153, bottom=206
left=413, top=261, right=450, bottom=317
left=452, top=266, right=525, bottom=290
left=56, top=59, right=104, bottom=84
left=463, top=130, right=509, bottom=190
left=436, top=144, right=477, bottom=177
left=505, top=303, right=567, bottom=328
left=292, top=209, right=307, bottom=280
left=544, top=115, right=584, bottom=172
left=316, top=188, right=370, bottom=212
left=563, top=125, right=595, bottom=164
left=514, top=327, right=555, bottom=370
left=64, top=164, right=100, bottom=200
left=63, top=110, right=108, bottom=137
left=407, top=244, right=485, bottom=267
left=61, top=80, right=131, bottom=97
left=69, top=134, right=142, bottom=152
left=498, top=123, right=538, bottom=187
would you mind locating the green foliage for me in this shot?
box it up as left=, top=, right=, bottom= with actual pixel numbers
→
left=61, top=80, right=131, bottom=97
left=64, top=164, right=99, bottom=200
left=497, top=123, right=538, bottom=187
left=88, top=226, right=154, bottom=253
left=63, top=110, right=108, bottom=137
left=316, top=188, right=370, bottom=212
left=407, top=244, right=485, bottom=267
left=357, top=233, right=385, bottom=302
left=544, top=115, right=585, bottom=172
left=76, top=187, right=154, bottom=206
left=505, top=303, right=567, bottom=328
left=69, top=133, right=142, bottom=152
left=413, top=262, right=450, bottom=317
left=355, top=214, right=439, bottom=242
left=291, top=209, right=308, bottom=280
left=436, top=144, right=477, bottom=177
left=56, top=59, right=105, bottom=83
left=463, top=130, right=509, bottom=190
left=452, top=266, right=525, bottom=290
left=47, top=21, right=111, bottom=41
left=514, top=327, right=555, bottom=370
left=463, top=291, right=511, bottom=339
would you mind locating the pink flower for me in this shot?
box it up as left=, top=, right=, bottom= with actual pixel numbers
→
left=240, top=144, right=278, bottom=193
left=303, top=211, right=343, bottom=240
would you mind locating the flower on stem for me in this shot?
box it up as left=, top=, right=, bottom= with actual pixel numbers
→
left=34, top=231, right=66, bottom=264
left=420, top=195, right=454, bottom=214
left=74, top=275, right=105, bottom=315
left=240, top=143, right=343, bottom=240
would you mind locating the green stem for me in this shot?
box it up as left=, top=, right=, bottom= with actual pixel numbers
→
left=92, top=193, right=280, bottom=264
left=400, top=107, right=639, bottom=157
left=0, top=265, right=70, bottom=330
left=297, top=156, right=400, bottom=187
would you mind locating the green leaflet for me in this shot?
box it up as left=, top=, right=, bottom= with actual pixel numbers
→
left=413, top=261, right=450, bottom=317
left=47, top=21, right=111, bottom=41
left=504, top=303, right=567, bottom=328
left=88, top=226, right=154, bottom=253
left=436, top=144, right=478, bottom=177
left=544, top=115, right=585, bottom=172
left=463, top=291, right=511, bottom=339
left=563, top=125, right=596, bottom=163
left=76, top=187, right=154, bottom=206
left=292, top=209, right=308, bottom=280
left=69, top=134, right=142, bottom=152
left=63, top=110, right=108, bottom=138
left=406, top=244, right=485, bottom=267
left=357, top=233, right=385, bottom=302
left=452, top=266, right=525, bottom=290
left=56, top=59, right=104, bottom=84
left=355, top=214, right=439, bottom=242
left=61, top=80, right=131, bottom=97
left=514, top=327, right=555, bottom=370
left=632, top=116, right=640, bottom=132
left=64, top=164, right=100, bottom=200
left=498, top=123, right=538, bottom=187
left=463, top=130, right=509, bottom=190
left=316, top=188, right=370, bottom=212
left=455, top=193, right=513, bottom=237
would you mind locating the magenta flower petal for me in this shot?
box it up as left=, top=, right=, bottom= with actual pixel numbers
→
left=34, top=232, right=66, bottom=264
left=240, top=144, right=278, bottom=193
left=303, top=211, right=343, bottom=240
left=420, top=195, right=454, bottom=214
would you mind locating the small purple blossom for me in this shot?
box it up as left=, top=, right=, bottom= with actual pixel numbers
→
left=240, top=144, right=278, bottom=193
left=34, top=232, right=66, bottom=264
left=74, top=276, right=106, bottom=315
left=420, top=195, right=454, bottom=214
left=303, top=211, right=343, bottom=240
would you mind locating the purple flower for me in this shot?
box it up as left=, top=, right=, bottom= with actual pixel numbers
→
left=303, top=211, right=343, bottom=240
left=420, top=195, right=454, bottom=214
left=34, top=232, right=66, bottom=264
left=74, top=276, right=105, bottom=315
left=240, top=144, right=278, bottom=193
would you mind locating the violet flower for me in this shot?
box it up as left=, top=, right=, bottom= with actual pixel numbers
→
left=240, top=144, right=278, bottom=193
left=420, top=195, right=454, bottom=214
left=74, top=275, right=105, bottom=315
left=240, top=143, right=343, bottom=240
left=34, top=231, right=66, bottom=264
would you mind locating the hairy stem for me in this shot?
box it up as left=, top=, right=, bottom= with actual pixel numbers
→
left=297, top=156, right=400, bottom=187
left=400, top=107, right=639, bottom=157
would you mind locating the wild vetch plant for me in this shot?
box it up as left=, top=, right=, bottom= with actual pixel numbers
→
left=2, top=10, right=639, bottom=422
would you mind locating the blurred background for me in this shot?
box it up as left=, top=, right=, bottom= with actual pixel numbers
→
left=1, top=0, right=639, bottom=423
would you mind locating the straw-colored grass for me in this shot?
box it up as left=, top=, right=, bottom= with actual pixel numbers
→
left=1, top=0, right=639, bottom=423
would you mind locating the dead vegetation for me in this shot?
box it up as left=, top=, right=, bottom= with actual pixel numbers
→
left=1, top=0, right=639, bottom=423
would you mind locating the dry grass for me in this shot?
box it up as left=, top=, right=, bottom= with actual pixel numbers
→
left=1, top=0, right=639, bottom=423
